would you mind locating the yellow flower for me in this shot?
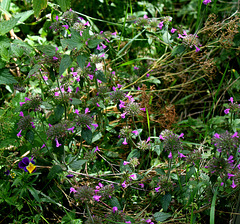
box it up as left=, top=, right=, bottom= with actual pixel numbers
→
left=26, top=162, right=36, bottom=174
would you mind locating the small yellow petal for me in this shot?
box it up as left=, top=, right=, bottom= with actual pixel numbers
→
left=26, top=162, right=36, bottom=174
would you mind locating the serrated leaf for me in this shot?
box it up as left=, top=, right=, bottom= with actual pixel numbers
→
left=88, top=38, right=103, bottom=49
left=0, top=69, right=17, bottom=85
left=0, top=17, right=19, bottom=36
left=54, top=105, right=64, bottom=121
left=56, top=0, right=71, bottom=12
left=77, top=55, right=87, bottom=69
left=95, top=70, right=107, bottom=83
left=10, top=43, right=24, bottom=57
left=69, top=160, right=87, bottom=171
left=47, top=165, right=63, bottom=179
left=171, top=44, right=186, bottom=56
left=15, top=10, right=34, bottom=23
left=127, top=149, right=140, bottom=161
left=61, top=29, right=84, bottom=50
left=59, top=54, right=72, bottom=76
left=37, top=45, right=56, bottom=57
left=153, top=212, right=171, bottom=222
left=109, top=197, right=122, bottom=210
left=82, top=129, right=92, bottom=144
left=33, top=0, right=47, bottom=18
left=162, top=193, right=171, bottom=211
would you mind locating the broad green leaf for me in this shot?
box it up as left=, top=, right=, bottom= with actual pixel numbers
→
left=56, top=0, right=71, bottom=12
left=69, top=160, right=87, bottom=171
left=1, top=0, right=11, bottom=12
left=162, top=31, right=172, bottom=44
left=37, top=45, right=56, bottom=57
left=0, top=69, right=17, bottom=85
left=15, top=10, right=34, bottom=23
left=47, top=165, right=63, bottom=179
left=162, top=193, right=171, bottom=211
left=33, top=0, right=47, bottom=18
left=82, top=129, right=92, bottom=144
left=59, top=54, right=72, bottom=76
left=0, top=17, right=19, bottom=36
left=10, top=43, right=24, bottom=57
left=54, top=104, right=65, bottom=121
left=61, top=29, right=84, bottom=50
left=77, top=55, right=87, bottom=69
left=109, top=197, right=122, bottom=210
left=127, top=149, right=140, bottom=160
left=95, top=70, right=107, bottom=83
left=171, top=44, right=186, bottom=56
left=153, top=212, right=171, bottom=222
left=92, top=132, right=102, bottom=143
left=88, top=38, right=103, bottom=49
left=70, top=98, right=81, bottom=105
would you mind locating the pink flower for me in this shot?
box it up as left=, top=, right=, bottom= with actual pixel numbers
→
left=158, top=21, right=164, bottom=29
left=132, top=130, right=139, bottom=136
left=178, top=151, right=187, bottom=158
left=232, top=132, right=239, bottom=138
left=125, top=221, right=131, bottom=224
left=224, top=108, right=230, bottom=114
left=229, top=97, right=234, bottom=104
left=171, top=28, right=177, bottom=33
left=111, top=32, right=117, bottom=36
left=92, top=123, right=98, bottom=129
left=70, top=187, right=77, bottom=193
left=214, top=133, right=220, bottom=139
left=54, top=92, right=60, bottom=96
left=17, top=130, right=22, bottom=137
left=84, top=21, right=90, bottom=26
left=86, top=62, right=91, bottom=68
left=146, top=137, right=151, bottom=143
left=71, top=72, right=78, bottom=77
left=133, top=66, right=139, bottom=70
left=231, top=180, right=237, bottom=188
left=195, top=45, right=200, bottom=52
left=140, top=108, right=146, bottom=111
left=122, top=181, right=127, bottom=188
left=98, top=183, right=104, bottom=188
left=159, top=135, right=165, bottom=140
left=74, top=109, right=79, bottom=114
left=55, top=138, right=62, bottom=147
left=179, top=133, right=184, bottom=138
left=121, top=112, right=127, bottom=119
left=97, top=45, right=102, bottom=50
left=86, top=125, right=91, bottom=130
left=221, top=182, right=224, bottom=186
left=19, top=111, right=24, bottom=117
left=112, top=86, right=116, bottom=91
left=88, top=74, right=94, bottom=80
left=146, top=73, right=150, bottom=77
left=25, top=97, right=31, bottom=101
left=41, top=144, right=46, bottom=149
left=19, top=102, right=25, bottom=106
left=155, top=186, right=160, bottom=192
left=122, top=138, right=128, bottom=145
left=101, top=43, right=107, bottom=49
left=85, top=108, right=90, bottom=114
left=93, top=195, right=101, bottom=202
left=30, top=122, right=35, bottom=128
left=168, top=152, right=173, bottom=159
left=228, top=173, right=235, bottom=179
left=62, top=25, right=69, bottom=30
left=129, top=174, right=137, bottom=180
left=53, top=56, right=58, bottom=60
left=123, top=161, right=130, bottom=165
left=94, top=146, right=100, bottom=153
left=43, top=76, right=48, bottom=81
left=112, top=71, right=115, bottom=75
left=68, top=127, right=75, bottom=133
left=112, top=206, right=118, bottom=213
left=76, top=87, right=80, bottom=93
left=143, top=15, right=148, bottom=19
left=55, top=15, right=59, bottom=21
left=96, top=103, right=100, bottom=107
left=139, top=183, right=144, bottom=188
left=203, top=0, right=211, bottom=5
left=117, top=84, right=122, bottom=89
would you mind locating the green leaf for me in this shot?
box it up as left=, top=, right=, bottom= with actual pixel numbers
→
left=109, top=197, right=122, bottom=210
left=153, top=212, right=171, bottom=222
left=26, top=130, right=34, bottom=144
left=33, top=0, right=47, bottom=18
left=0, top=69, right=17, bottom=85
left=61, top=29, right=84, bottom=50
left=15, top=10, right=34, bottom=23
left=0, top=17, right=19, bottom=36
left=82, top=129, right=92, bottom=144
left=92, top=132, right=102, bottom=143
left=95, top=70, right=107, bottom=83
left=127, top=149, right=140, bottom=160
left=28, top=64, right=41, bottom=78
left=210, top=187, right=218, bottom=224
left=54, top=104, right=65, bottom=121
left=56, top=0, right=71, bottom=12
left=70, top=98, right=81, bottom=105
left=28, top=187, right=41, bottom=203
left=162, top=193, right=171, bottom=211
left=10, top=43, right=24, bottom=57
left=77, top=55, right=87, bottom=69
left=37, top=45, right=56, bottom=57
left=59, top=54, right=72, bottom=76
left=88, top=38, right=103, bottom=49
left=171, top=44, right=186, bottom=56
left=69, top=160, right=87, bottom=171
left=162, top=31, right=172, bottom=44
left=47, top=165, right=63, bottom=179
left=186, top=166, right=196, bottom=181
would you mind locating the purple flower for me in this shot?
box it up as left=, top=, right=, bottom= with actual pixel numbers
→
left=179, top=133, right=184, bottom=139
left=229, top=97, right=234, bottom=104
left=139, top=183, right=144, bottom=188
left=41, top=144, right=46, bottom=149
left=155, top=186, right=161, bottom=192
left=224, top=108, right=230, bottom=114
left=19, top=111, right=24, bottom=117
left=74, top=109, right=79, bottom=114
left=203, top=0, right=211, bottom=5
left=231, top=180, right=237, bottom=188
left=232, top=132, right=239, bottom=138
left=125, top=221, right=131, bottom=224
left=122, top=138, right=128, bottom=145
left=214, top=133, right=220, bottom=139
left=19, top=102, right=25, bottom=106
left=158, top=21, right=164, bottom=29
left=159, top=135, right=165, bottom=140
left=85, top=108, right=90, bottom=114
left=122, top=181, right=127, bottom=188
left=43, top=76, right=48, bottom=81
left=53, top=56, right=58, bottom=61
left=111, top=32, right=117, bottom=36
left=121, top=112, right=127, bottom=119
left=168, top=152, right=173, bottom=159
left=93, top=195, right=101, bottom=202
left=171, top=28, right=177, bottom=33
left=146, top=73, right=150, bottom=77
left=55, top=138, right=62, bottom=147
left=17, top=130, right=22, bottom=137
left=132, top=130, right=139, bottom=136
left=70, top=187, right=77, bottom=193
left=123, top=161, right=130, bottom=165
left=55, top=15, right=59, bottom=21
left=129, top=174, right=137, bottom=180
left=62, top=25, right=69, bottom=30
left=18, top=157, right=36, bottom=173
left=227, top=173, right=235, bottom=179
left=112, top=206, right=118, bottom=213
left=92, top=123, right=98, bottom=129
left=178, top=151, right=187, bottom=158
left=66, top=174, right=74, bottom=178
left=68, top=126, right=75, bottom=133
left=94, top=146, right=100, bottom=153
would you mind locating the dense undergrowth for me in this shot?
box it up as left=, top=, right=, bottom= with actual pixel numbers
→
left=0, top=0, right=240, bottom=223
